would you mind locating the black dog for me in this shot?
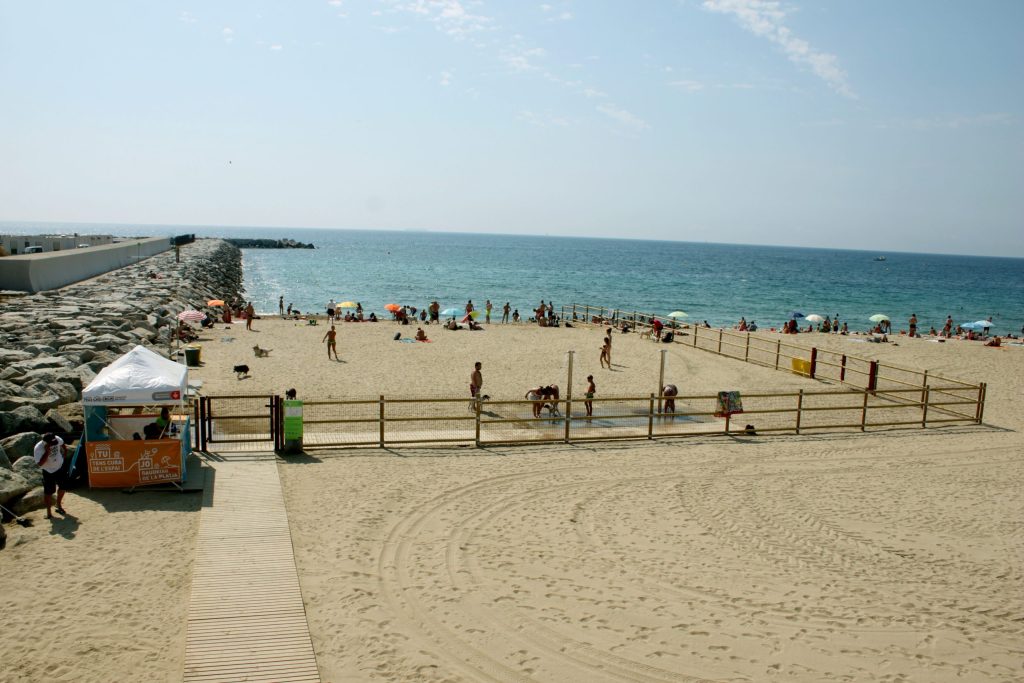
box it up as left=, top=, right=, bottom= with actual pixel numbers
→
left=233, top=364, right=251, bottom=379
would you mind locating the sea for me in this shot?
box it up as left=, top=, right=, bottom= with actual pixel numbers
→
left=3, top=222, right=1023, bottom=335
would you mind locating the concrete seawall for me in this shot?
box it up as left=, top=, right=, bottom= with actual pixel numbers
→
left=0, top=237, right=171, bottom=293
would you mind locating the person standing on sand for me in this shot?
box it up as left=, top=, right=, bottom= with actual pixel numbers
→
left=34, top=433, right=69, bottom=519
left=502, top=302, right=510, bottom=324
left=662, top=384, right=678, bottom=415
left=466, top=300, right=474, bottom=316
left=470, top=361, right=483, bottom=412
left=322, top=325, right=339, bottom=360
left=599, top=337, right=611, bottom=369
left=585, top=375, right=596, bottom=417
left=245, top=302, right=255, bottom=331
left=485, top=300, right=492, bottom=324
left=279, top=296, right=284, bottom=316
left=327, top=299, right=336, bottom=321
left=908, top=313, right=918, bottom=338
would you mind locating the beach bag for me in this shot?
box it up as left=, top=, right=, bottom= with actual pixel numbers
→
left=393, top=332, right=401, bottom=341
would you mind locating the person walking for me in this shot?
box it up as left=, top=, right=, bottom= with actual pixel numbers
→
left=502, top=302, right=510, bottom=324
left=245, top=302, right=255, bottom=331
left=34, top=433, right=69, bottom=519
left=599, top=337, right=611, bottom=369
left=322, top=325, right=339, bottom=360
left=485, top=300, right=492, bottom=324
left=470, top=361, right=483, bottom=412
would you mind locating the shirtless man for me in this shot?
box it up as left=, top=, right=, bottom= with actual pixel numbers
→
left=502, top=302, right=511, bottom=324
left=662, top=384, right=678, bottom=415
left=485, top=300, right=492, bottom=324
left=322, top=325, right=339, bottom=360
left=584, top=375, right=596, bottom=417
left=245, top=302, right=255, bottom=331
left=470, top=361, right=483, bottom=411
left=908, top=313, right=918, bottom=338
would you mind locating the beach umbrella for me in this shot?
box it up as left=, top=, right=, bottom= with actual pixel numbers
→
left=805, top=314, right=824, bottom=323
left=338, top=301, right=357, bottom=308
left=440, top=307, right=460, bottom=317
left=461, top=311, right=480, bottom=322
left=384, top=303, right=401, bottom=312
left=869, top=314, right=889, bottom=323
left=207, top=299, right=225, bottom=307
left=177, top=310, right=205, bottom=323
left=667, top=311, right=688, bottom=319
left=961, top=320, right=991, bottom=330
left=786, top=311, right=805, bottom=319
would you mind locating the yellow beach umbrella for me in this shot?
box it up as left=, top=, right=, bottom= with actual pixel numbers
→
left=338, top=301, right=357, bottom=308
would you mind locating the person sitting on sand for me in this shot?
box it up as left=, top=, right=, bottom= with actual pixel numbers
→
left=737, top=317, right=747, bottom=332
left=748, top=320, right=758, bottom=332
left=446, top=319, right=461, bottom=331
left=985, top=336, right=1002, bottom=347
left=415, top=327, right=428, bottom=341
left=368, top=312, right=377, bottom=322
left=469, top=320, right=483, bottom=331
left=512, top=309, right=520, bottom=323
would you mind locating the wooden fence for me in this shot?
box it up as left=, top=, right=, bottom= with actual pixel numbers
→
left=195, top=382, right=984, bottom=452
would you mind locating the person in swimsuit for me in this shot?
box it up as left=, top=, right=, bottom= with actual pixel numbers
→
left=502, top=302, right=511, bottom=324
left=245, top=302, right=255, bottom=330
left=662, top=384, right=678, bottom=415
left=599, top=337, right=611, bottom=369
left=322, top=325, right=339, bottom=360
left=584, top=375, right=596, bottom=417
left=485, top=300, right=492, bottom=324
left=525, top=385, right=544, bottom=418
left=908, top=313, right=918, bottom=338
left=470, top=362, right=483, bottom=412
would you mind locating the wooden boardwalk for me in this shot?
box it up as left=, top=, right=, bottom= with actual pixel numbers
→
left=184, top=459, right=320, bottom=683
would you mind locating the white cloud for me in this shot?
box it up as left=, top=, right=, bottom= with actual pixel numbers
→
left=270, top=43, right=283, bottom=51
left=597, top=104, right=650, bottom=131
left=395, top=0, right=492, bottom=38
left=582, top=87, right=607, bottom=99
left=179, top=11, right=197, bottom=23
left=327, top=0, right=343, bottom=5
left=703, top=0, right=856, bottom=99
left=440, top=70, right=453, bottom=86
left=890, top=112, right=1014, bottom=130
left=222, top=27, right=234, bottom=44
left=519, top=110, right=569, bottom=127
left=669, top=79, right=704, bottom=91
left=540, top=3, right=552, bottom=11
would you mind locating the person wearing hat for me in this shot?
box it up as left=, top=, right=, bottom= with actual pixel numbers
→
left=33, top=433, right=69, bottom=519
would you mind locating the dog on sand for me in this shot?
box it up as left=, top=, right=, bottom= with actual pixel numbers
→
left=253, top=344, right=272, bottom=358
left=233, top=364, right=251, bottom=379
left=639, top=329, right=653, bottom=340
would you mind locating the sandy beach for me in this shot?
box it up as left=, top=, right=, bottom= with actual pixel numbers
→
left=3, top=318, right=1021, bottom=682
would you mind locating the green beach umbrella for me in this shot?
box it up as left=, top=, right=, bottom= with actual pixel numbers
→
left=869, top=314, right=890, bottom=323
left=667, top=311, right=688, bottom=319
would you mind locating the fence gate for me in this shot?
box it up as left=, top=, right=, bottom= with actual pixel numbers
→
left=198, top=394, right=279, bottom=452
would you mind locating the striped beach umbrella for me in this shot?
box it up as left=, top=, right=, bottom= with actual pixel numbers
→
left=177, top=310, right=205, bottom=323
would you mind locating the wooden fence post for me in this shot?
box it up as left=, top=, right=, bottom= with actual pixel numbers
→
left=868, top=361, right=878, bottom=393
left=860, top=390, right=869, bottom=431
left=648, top=394, right=655, bottom=439
left=976, top=382, right=987, bottom=423
left=921, top=385, right=930, bottom=428
left=774, top=339, right=781, bottom=369
left=744, top=334, right=750, bottom=362
left=840, top=354, right=847, bottom=383
left=717, top=329, right=723, bottom=354
left=584, top=305, right=589, bottom=322
left=378, top=395, right=385, bottom=447
left=795, top=389, right=804, bottom=434
left=692, top=324, right=698, bottom=347
left=475, top=398, right=482, bottom=447
left=572, top=303, right=576, bottom=320
left=809, top=347, right=818, bottom=379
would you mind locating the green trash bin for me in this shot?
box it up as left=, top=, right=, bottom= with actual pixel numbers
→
left=184, top=346, right=201, bottom=367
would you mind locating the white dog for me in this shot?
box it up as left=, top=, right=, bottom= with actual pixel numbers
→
left=639, top=329, right=653, bottom=340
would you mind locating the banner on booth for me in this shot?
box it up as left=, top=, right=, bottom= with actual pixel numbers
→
left=86, top=440, right=182, bottom=488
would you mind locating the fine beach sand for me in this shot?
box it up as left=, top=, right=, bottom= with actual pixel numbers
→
left=3, top=317, right=1022, bottom=682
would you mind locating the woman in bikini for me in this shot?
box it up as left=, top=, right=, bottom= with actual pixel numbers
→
left=584, top=375, right=596, bottom=417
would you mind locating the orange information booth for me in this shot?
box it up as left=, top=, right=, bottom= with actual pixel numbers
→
left=74, top=345, right=191, bottom=489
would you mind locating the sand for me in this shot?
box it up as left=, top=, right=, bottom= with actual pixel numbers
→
left=4, top=317, right=1022, bottom=682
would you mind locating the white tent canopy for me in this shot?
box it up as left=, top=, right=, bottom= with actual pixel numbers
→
left=82, top=345, right=188, bottom=406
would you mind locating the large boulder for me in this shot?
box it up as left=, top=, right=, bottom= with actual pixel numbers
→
left=0, top=444, right=10, bottom=470
left=0, top=406, right=49, bottom=438
left=10, top=486, right=46, bottom=515
left=0, top=468, right=33, bottom=505
left=0, top=433, right=39, bottom=462
left=13, top=456, right=43, bottom=488
left=45, top=409, right=75, bottom=437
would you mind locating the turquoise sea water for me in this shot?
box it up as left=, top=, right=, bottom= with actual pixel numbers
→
left=4, top=222, right=1023, bottom=335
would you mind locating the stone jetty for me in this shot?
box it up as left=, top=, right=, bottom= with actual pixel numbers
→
left=0, top=239, right=243, bottom=518
left=225, top=237, right=314, bottom=249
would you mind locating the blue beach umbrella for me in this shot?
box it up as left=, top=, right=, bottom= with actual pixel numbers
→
left=440, top=307, right=460, bottom=317
left=786, top=311, right=805, bottom=319
left=961, top=320, right=991, bottom=330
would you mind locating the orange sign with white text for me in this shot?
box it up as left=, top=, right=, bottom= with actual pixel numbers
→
left=86, top=440, right=182, bottom=488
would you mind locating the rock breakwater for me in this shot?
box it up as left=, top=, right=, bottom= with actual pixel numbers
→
left=225, top=237, right=314, bottom=249
left=0, top=238, right=243, bottom=517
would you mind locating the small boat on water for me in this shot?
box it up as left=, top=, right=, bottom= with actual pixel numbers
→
left=874, top=256, right=887, bottom=261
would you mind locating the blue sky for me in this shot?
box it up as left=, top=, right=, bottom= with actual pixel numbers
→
left=1, top=1, right=1021, bottom=256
